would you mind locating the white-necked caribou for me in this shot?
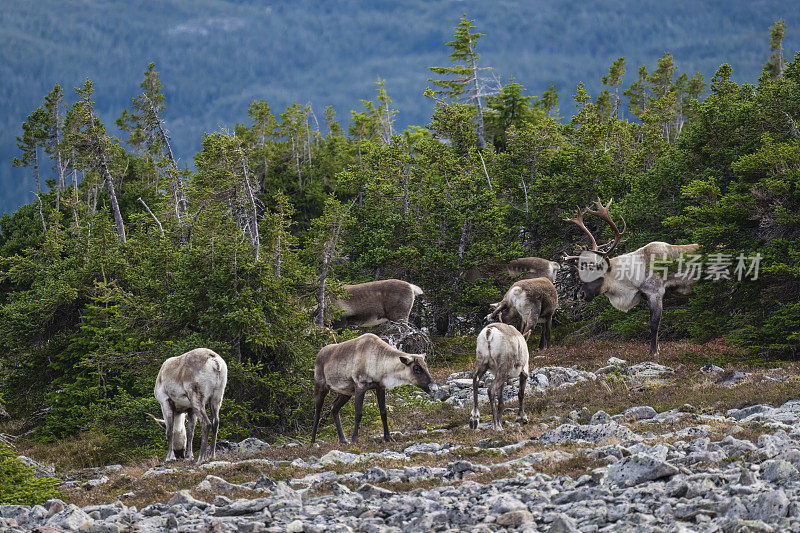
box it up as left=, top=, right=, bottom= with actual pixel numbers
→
left=564, top=198, right=699, bottom=356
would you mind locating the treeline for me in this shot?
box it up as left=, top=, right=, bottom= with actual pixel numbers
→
left=3, top=0, right=798, bottom=214
left=0, top=18, right=798, bottom=462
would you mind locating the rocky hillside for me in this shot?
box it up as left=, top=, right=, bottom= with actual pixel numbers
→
left=3, top=340, right=800, bottom=532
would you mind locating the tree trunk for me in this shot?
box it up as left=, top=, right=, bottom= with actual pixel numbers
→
left=138, top=197, right=164, bottom=237
left=33, top=149, right=47, bottom=235
left=316, top=249, right=330, bottom=328
left=99, top=152, right=126, bottom=244
left=292, top=136, right=302, bottom=191
left=305, top=112, right=313, bottom=183
left=469, top=47, right=487, bottom=149
left=241, top=155, right=260, bottom=261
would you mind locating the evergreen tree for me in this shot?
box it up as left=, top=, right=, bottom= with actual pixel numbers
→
left=764, top=20, right=787, bottom=79
left=601, top=57, right=626, bottom=119
left=427, top=14, right=497, bottom=148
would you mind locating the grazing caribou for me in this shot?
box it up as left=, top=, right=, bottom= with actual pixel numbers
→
left=564, top=198, right=700, bottom=356
left=311, top=333, right=438, bottom=444
left=459, top=257, right=559, bottom=283
left=149, top=348, right=227, bottom=464
left=506, top=257, right=560, bottom=282
left=471, top=322, right=531, bottom=431
left=329, top=279, right=423, bottom=328
left=486, top=277, right=558, bottom=349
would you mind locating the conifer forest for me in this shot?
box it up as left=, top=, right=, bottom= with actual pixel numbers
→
left=1, top=13, right=799, bottom=481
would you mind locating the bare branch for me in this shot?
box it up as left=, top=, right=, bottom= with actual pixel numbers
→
left=138, top=197, right=165, bottom=237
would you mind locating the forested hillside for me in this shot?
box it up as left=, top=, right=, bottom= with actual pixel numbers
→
left=0, top=14, right=798, bottom=467
left=2, top=0, right=799, bottom=214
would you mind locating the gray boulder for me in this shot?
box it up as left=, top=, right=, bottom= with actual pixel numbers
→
left=752, top=489, right=789, bottom=522
left=538, top=422, right=638, bottom=444
left=624, top=406, right=657, bottom=421
left=46, top=504, right=93, bottom=531
left=167, top=490, right=210, bottom=509
left=603, top=453, right=679, bottom=486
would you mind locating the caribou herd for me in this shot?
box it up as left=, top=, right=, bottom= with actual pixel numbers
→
left=153, top=198, right=701, bottom=460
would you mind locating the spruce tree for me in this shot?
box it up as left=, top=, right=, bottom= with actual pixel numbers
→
left=427, top=14, right=496, bottom=147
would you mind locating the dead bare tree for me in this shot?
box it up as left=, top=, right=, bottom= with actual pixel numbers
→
left=315, top=198, right=357, bottom=328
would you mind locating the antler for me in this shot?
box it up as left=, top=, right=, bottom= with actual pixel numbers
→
left=585, top=198, right=627, bottom=256
left=563, top=206, right=599, bottom=251
left=564, top=197, right=627, bottom=258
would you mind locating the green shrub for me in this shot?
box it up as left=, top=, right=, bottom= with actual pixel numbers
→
left=0, top=444, right=61, bottom=504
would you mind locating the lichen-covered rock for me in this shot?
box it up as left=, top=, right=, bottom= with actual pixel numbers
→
left=761, top=460, right=800, bottom=484
left=167, top=490, right=210, bottom=509
left=603, top=454, right=679, bottom=486
left=624, top=406, right=657, bottom=420
left=45, top=504, right=92, bottom=531
left=196, top=475, right=248, bottom=494
left=537, top=422, right=639, bottom=444
left=317, top=449, right=367, bottom=466
left=752, top=489, right=790, bottom=522
left=623, top=361, right=674, bottom=386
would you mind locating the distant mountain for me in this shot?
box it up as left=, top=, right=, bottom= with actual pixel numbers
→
left=1, top=0, right=798, bottom=214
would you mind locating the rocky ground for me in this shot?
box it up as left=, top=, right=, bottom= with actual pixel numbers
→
left=3, top=341, right=800, bottom=532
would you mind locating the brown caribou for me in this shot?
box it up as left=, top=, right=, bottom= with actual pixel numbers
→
left=564, top=198, right=699, bottom=356
left=471, top=322, right=531, bottom=431
left=485, top=277, right=558, bottom=349
left=506, top=257, right=560, bottom=282
left=311, top=333, right=438, bottom=444
left=328, top=279, right=423, bottom=328
left=459, top=257, right=560, bottom=283
left=149, top=348, right=227, bottom=464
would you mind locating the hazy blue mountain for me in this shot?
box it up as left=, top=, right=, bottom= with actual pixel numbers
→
left=1, top=0, right=798, bottom=214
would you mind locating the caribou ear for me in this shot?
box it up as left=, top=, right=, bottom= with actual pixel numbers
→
left=399, top=355, right=413, bottom=366
left=146, top=412, right=166, bottom=428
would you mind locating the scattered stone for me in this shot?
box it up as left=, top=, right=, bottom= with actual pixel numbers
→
left=718, top=371, right=750, bottom=387
left=625, top=361, right=675, bottom=382
left=604, top=454, right=679, bottom=486
left=213, top=498, right=271, bottom=516
left=168, top=490, right=210, bottom=509
left=45, top=504, right=92, bottom=531
left=761, top=460, right=799, bottom=483
left=356, top=483, right=394, bottom=498
left=624, top=406, right=657, bottom=421
left=496, top=509, right=534, bottom=527
left=142, top=466, right=178, bottom=478
left=548, top=513, right=580, bottom=532
left=728, top=404, right=773, bottom=421
left=17, top=455, right=56, bottom=478
left=538, top=422, right=639, bottom=444
left=752, top=490, right=790, bottom=522
left=286, top=519, right=305, bottom=533
left=701, top=363, right=724, bottom=374
left=317, top=449, right=366, bottom=465
left=196, top=475, right=247, bottom=493
left=589, top=409, right=612, bottom=425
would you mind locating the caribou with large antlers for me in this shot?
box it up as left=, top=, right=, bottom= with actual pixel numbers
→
left=564, top=198, right=699, bottom=356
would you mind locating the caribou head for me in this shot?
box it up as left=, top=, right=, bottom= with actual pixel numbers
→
left=563, top=198, right=627, bottom=301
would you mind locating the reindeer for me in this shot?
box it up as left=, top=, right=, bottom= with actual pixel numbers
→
left=470, top=322, right=530, bottom=431
left=328, top=279, right=423, bottom=328
left=485, top=277, right=558, bottom=349
left=311, top=333, right=438, bottom=444
left=564, top=198, right=700, bottom=356
left=459, top=257, right=559, bottom=283
left=149, top=348, right=227, bottom=464
left=506, top=257, right=560, bottom=282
